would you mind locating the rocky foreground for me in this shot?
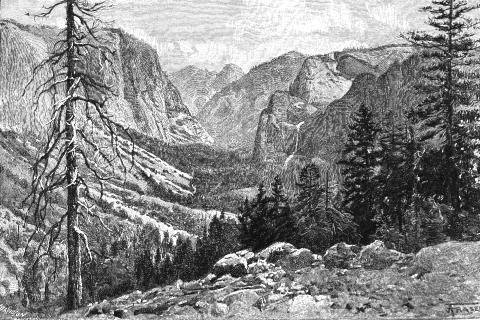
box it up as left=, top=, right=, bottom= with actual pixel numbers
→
left=51, top=240, right=480, bottom=320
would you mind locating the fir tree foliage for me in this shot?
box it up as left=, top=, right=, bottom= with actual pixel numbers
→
left=406, top=0, right=480, bottom=236
left=375, top=122, right=417, bottom=233
left=195, top=212, right=240, bottom=276
left=239, top=169, right=357, bottom=253
left=239, top=177, right=296, bottom=251
left=294, top=163, right=358, bottom=252
left=338, top=104, right=381, bottom=243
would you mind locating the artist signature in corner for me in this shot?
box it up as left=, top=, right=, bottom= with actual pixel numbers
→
left=447, top=302, right=480, bottom=317
left=0, top=304, right=38, bottom=320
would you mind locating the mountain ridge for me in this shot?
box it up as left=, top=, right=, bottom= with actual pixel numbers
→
left=170, top=63, right=244, bottom=116
left=198, top=51, right=307, bottom=150
left=0, top=19, right=213, bottom=145
left=252, top=45, right=417, bottom=165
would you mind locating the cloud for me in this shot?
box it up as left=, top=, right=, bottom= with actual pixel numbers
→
left=2, top=0, right=433, bottom=72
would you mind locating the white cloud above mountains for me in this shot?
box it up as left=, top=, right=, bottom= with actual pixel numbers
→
left=2, top=0, right=433, bottom=72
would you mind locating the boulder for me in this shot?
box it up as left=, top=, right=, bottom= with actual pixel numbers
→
left=248, top=260, right=275, bottom=274
left=169, top=305, right=198, bottom=317
left=203, top=273, right=217, bottom=284
left=85, top=301, right=112, bottom=317
left=213, top=253, right=248, bottom=278
left=288, top=294, right=331, bottom=316
left=215, top=274, right=237, bottom=287
left=222, top=289, right=260, bottom=306
left=228, top=301, right=263, bottom=318
left=112, top=290, right=142, bottom=304
left=113, top=308, right=133, bottom=319
left=355, top=240, right=406, bottom=270
left=211, top=302, right=229, bottom=316
left=194, top=300, right=211, bottom=314
left=256, top=242, right=296, bottom=263
left=312, top=254, right=324, bottom=267
left=236, top=249, right=255, bottom=262
left=278, top=248, right=315, bottom=271
left=181, top=279, right=203, bottom=291
left=323, top=242, right=361, bottom=269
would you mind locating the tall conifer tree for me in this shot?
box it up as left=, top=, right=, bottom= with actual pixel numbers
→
left=339, top=104, right=381, bottom=243
left=406, top=0, right=480, bottom=236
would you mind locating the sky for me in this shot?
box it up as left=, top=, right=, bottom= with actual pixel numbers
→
left=1, top=0, right=431, bottom=73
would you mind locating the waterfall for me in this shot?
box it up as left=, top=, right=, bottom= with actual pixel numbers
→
left=284, top=121, right=304, bottom=168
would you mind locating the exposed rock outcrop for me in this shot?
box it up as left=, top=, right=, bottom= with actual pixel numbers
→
left=298, top=53, right=420, bottom=161
left=252, top=91, right=315, bottom=162
left=278, top=248, right=316, bottom=271
left=198, top=51, right=306, bottom=150
left=290, top=55, right=351, bottom=106
left=252, top=45, right=418, bottom=165
left=213, top=253, right=248, bottom=278
left=354, top=240, right=406, bottom=270
left=0, top=20, right=212, bottom=145
left=323, top=242, right=361, bottom=269
left=82, top=240, right=480, bottom=320
left=256, top=242, right=296, bottom=263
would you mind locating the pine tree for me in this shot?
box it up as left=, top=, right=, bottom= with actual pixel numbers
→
left=194, top=213, right=240, bottom=277
left=270, top=176, right=296, bottom=244
left=296, top=164, right=322, bottom=215
left=239, top=183, right=270, bottom=250
left=406, top=0, right=480, bottom=236
left=135, top=250, right=154, bottom=289
left=238, top=197, right=252, bottom=248
left=338, top=104, right=381, bottom=243
left=173, top=238, right=195, bottom=281
left=24, top=0, right=135, bottom=310
left=238, top=179, right=296, bottom=251
left=376, top=123, right=416, bottom=233
left=293, top=163, right=357, bottom=252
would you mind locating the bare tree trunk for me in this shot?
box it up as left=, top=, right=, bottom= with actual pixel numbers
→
left=65, top=0, right=82, bottom=310
left=325, top=171, right=329, bottom=211
left=445, top=0, right=461, bottom=236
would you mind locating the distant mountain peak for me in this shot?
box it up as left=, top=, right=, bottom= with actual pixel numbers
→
left=221, top=63, right=243, bottom=73
left=284, top=50, right=305, bottom=58
left=197, top=51, right=307, bottom=150
left=170, top=63, right=244, bottom=117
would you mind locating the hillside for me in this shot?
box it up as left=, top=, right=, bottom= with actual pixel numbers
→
left=0, top=20, right=212, bottom=145
left=0, top=128, right=216, bottom=297
left=0, top=20, right=258, bottom=299
left=170, top=64, right=244, bottom=116
left=198, top=51, right=307, bottom=151
left=25, top=240, right=480, bottom=320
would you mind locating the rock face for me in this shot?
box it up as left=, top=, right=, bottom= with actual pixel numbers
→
left=288, top=294, right=331, bottom=317
left=0, top=20, right=212, bottom=145
left=213, top=253, right=248, bottom=278
left=252, top=45, right=417, bottom=165
left=323, top=242, right=361, bottom=269
left=290, top=55, right=351, bottom=106
left=256, top=242, right=296, bottom=262
left=278, top=248, right=316, bottom=271
left=252, top=91, right=316, bottom=162
left=223, top=289, right=260, bottom=306
left=170, top=64, right=244, bottom=116
left=354, top=240, right=406, bottom=270
left=198, top=51, right=306, bottom=150
left=298, top=53, right=420, bottom=161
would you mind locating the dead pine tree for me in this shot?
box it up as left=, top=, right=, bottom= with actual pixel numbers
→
left=23, top=0, right=134, bottom=310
